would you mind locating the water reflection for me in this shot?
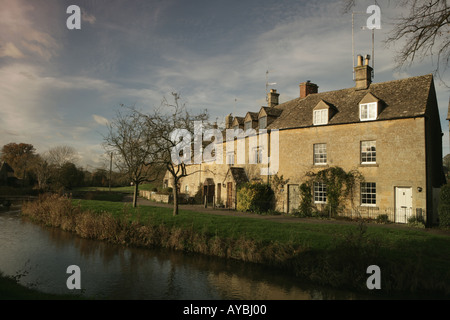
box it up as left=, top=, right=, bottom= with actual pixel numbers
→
left=0, top=210, right=366, bottom=300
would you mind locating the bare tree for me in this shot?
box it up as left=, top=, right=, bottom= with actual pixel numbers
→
left=46, top=145, right=79, bottom=168
left=103, top=106, right=162, bottom=208
left=32, top=154, right=51, bottom=190
left=140, top=93, right=209, bottom=216
left=343, top=0, right=450, bottom=85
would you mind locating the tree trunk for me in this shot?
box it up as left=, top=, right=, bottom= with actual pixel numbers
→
left=173, top=183, right=179, bottom=216
left=133, top=182, right=139, bottom=208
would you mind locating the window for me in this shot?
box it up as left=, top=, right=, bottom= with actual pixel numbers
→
left=360, top=102, right=377, bottom=121
left=227, top=152, right=234, bottom=165
left=259, top=116, right=267, bottom=130
left=361, top=182, right=376, bottom=206
left=252, top=147, right=263, bottom=164
left=244, top=121, right=252, bottom=131
left=185, top=185, right=189, bottom=193
left=314, top=143, right=327, bottom=165
left=361, top=141, right=376, bottom=164
left=313, top=109, right=328, bottom=125
left=314, top=182, right=327, bottom=204
left=233, top=125, right=240, bottom=131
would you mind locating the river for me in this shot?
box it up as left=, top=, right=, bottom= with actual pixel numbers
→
left=0, top=206, right=371, bottom=300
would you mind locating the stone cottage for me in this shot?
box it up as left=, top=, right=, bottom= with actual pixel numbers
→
left=164, top=55, right=446, bottom=224
left=0, top=161, right=16, bottom=186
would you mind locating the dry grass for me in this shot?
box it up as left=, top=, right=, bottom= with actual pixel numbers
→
left=21, top=194, right=450, bottom=297
left=21, top=194, right=301, bottom=267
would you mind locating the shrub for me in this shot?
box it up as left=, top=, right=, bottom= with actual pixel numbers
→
left=407, top=215, right=426, bottom=228
left=376, top=214, right=389, bottom=224
left=236, top=182, right=274, bottom=213
left=298, top=182, right=313, bottom=217
left=438, top=184, right=450, bottom=227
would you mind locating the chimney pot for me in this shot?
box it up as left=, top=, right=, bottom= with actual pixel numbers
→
left=357, top=55, right=363, bottom=67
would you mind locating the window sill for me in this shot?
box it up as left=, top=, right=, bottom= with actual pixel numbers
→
left=313, top=164, right=329, bottom=168
left=359, top=163, right=379, bottom=167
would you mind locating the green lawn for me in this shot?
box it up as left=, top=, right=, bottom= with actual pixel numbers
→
left=73, top=184, right=156, bottom=194
left=74, top=199, right=450, bottom=256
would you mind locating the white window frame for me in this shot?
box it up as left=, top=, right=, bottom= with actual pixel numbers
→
left=226, top=151, right=235, bottom=166
left=313, top=143, right=327, bottom=165
left=252, top=147, right=263, bottom=164
left=361, top=141, right=376, bottom=164
left=361, top=182, right=376, bottom=206
left=313, top=109, right=328, bottom=125
left=314, top=182, right=327, bottom=204
left=359, top=102, right=377, bottom=121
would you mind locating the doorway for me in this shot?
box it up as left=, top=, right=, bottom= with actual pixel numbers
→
left=395, top=187, right=412, bottom=223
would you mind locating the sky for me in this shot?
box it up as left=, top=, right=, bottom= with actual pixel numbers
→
left=0, top=0, right=449, bottom=170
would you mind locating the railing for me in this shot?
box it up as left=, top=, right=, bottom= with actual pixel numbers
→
left=339, top=207, right=425, bottom=223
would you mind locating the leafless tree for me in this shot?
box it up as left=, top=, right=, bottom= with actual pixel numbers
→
left=32, top=153, right=51, bottom=190
left=139, top=93, right=209, bottom=216
left=103, top=106, right=162, bottom=208
left=343, top=0, right=450, bottom=85
left=46, top=145, right=79, bottom=168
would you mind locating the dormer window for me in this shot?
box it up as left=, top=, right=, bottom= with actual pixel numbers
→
left=313, top=109, right=328, bottom=125
left=313, top=100, right=333, bottom=125
left=244, top=121, right=252, bottom=131
left=360, top=102, right=377, bottom=121
left=259, top=116, right=267, bottom=129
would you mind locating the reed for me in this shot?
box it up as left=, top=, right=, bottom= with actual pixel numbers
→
left=21, top=194, right=450, bottom=297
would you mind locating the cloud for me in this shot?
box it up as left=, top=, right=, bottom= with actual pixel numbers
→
left=0, top=0, right=61, bottom=61
left=93, top=114, right=109, bottom=126
left=0, top=42, right=25, bottom=59
left=82, top=9, right=96, bottom=24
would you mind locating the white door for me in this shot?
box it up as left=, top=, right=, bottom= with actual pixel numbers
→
left=395, top=187, right=412, bottom=223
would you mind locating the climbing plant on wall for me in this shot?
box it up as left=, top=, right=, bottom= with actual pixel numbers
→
left=301, top=166, right=364, bottom=217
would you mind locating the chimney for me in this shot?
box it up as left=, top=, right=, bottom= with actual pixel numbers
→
left=354, top=54, right=373, bottom=90
left=300, top=80, right=318, bottom=98
left=225, top=114, right=233, bottom=129
left=268, top=89, right=280, bottom=107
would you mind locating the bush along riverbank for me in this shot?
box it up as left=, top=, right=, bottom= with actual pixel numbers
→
left=21, top=194, right=450, bottom=298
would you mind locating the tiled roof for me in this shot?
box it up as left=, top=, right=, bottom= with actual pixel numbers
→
left=267, top=74, right=434, bottom=130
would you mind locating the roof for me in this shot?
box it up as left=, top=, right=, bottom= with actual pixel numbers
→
left=0, top=162, right=14, bottom=173
left=267, top=74, right=434, bottom=130
left=224, top=167, right=249, bottom=185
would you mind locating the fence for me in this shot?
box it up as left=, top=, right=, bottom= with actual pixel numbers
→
left=339, top=207, right=426, bottom=224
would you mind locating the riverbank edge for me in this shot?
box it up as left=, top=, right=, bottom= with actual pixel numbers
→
left=0, top=273, right=84, bottom=300
left=19, top=194, right=450, bottom=298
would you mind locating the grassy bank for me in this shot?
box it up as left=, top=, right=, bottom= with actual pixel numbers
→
left=21, top=194, right=450, bottom=297
left=0, top=272, right=83, bottom=300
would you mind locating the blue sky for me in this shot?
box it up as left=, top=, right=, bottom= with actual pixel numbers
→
left=0, top=0, right=449, bottom=169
